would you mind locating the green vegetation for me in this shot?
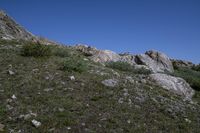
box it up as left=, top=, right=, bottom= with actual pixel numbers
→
left=172, top=67, right=200, bottom=91
left=192, top=64, right=200, bottom=72
left=21, top=42, right=52, bottom=57
left=61, top=57, right=88, bottom=73
left=106, top=61, right=151, bottom=75
left=0, top=39, right=200, bottom=132
left=52, top=46, right=71, bottom=57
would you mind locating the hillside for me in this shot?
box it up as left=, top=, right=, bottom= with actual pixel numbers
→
left=0, top=11, right=200, bottom=133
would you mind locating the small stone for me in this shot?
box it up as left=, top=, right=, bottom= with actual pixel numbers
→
left=44, top=88, right=54, bottom=92
left=128, top=99, right=132, bottom=105
left=0, top=123, right=5, bottom=131
left=127, top=120, right=131, bottom=124
left=32, top=69, right=39, bottom=72
left=81, top=123, right=86, bottom=126
left=69, top=76, right=75, bottom=80
left=11, top=95, right=17, bottom=99
left=102, top=79, right=118, bottom=87
left=185, top=118, right=191, bottom=123
left=8, top=70, right=15, bottom=75
left=58, top=108, right=64, bottom=112
left=32, top=119, right=41, bottom=128
left=0, top=89, right=4, bottom=93
left=118, top=98, right=123, bottom=104
left=67, top=126, right=71, bottom=130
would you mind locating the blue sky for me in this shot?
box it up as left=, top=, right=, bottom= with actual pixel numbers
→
left=1, top=0, right=200, bottom=63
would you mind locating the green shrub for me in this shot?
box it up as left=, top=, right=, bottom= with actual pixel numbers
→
left=172, top=67, right=200, bottom=91
left=52, top=46, right=71, bottom=57
left=61, top=57, right=88, bottom=73
left=106, top=61, right=151, bottom=75
left=21, top=42, right=52, bottom=57
left=192, top=64, right=200, bottom=72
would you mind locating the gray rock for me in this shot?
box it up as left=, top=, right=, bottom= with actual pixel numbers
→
left=102, top=79, right=118, bottom=87
left=91, top=50, right=121, bottom=63
left=0, top=10, right=35, bottom=40
left=135, top=50, right=174, bottom=73
left=0, top=123, right=5, bottom=131
left=32, top=119, right=41, bottom=128
left=171, top=59, right=194, bottom=68
left=120, top=54, right=136, bottom=65
left=150, top=73, right=195, bottom=99
left=8, top=70, right=15, bottom=75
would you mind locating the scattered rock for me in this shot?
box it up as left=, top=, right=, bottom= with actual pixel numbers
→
left=69, top=76, right=75, bottom=80
left=8, top=70, right=15, bottom=75
left=58, top=108, right=64, bottom=112
left=44, top=88, right=54, bottom=92
left=32, top=119, right=41, bottom=128
left=0, top=123, right=5, bottom=131
left=118, top=98, right=124, bottom=104
left=81, top=123, right=86, bottom=126
left=11, top=94, right=17, bottom=99
left=150, top=73, right=195, bottom=100
left=185, top=118, right=191, bottom=123
left=67, top=126, right=71, bottom=130
left=101, top=79, right=118, bottom=87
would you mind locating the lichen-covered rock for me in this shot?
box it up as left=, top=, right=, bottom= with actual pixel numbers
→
left=0, top=10, right=35, bottom=40
left=91, top=50, right=121, bottom=63
left=120, top=54, right=136, bottom=65
left=150, top=73, right=194, bottom=100
left=135, top=50, right=174, bottom=73
left=75, top=45, right=98, bottom=56
left=102, top=79, right=118, bottom=87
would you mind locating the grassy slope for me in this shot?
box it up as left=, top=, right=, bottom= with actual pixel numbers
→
left=0, top=40, right=200, bottom=133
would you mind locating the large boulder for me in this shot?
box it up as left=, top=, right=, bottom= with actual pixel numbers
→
left=150, top=73, right=195, bottom=100
left=119, top=53, right=137, bottom=65
left=91, top=50, right=121, bottom=63
left=75, top=45, right=121, bottom=63
left=135, top=50, right=174, bottom=73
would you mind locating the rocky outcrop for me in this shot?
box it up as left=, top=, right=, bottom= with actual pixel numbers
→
left=0, top=10, right=57, bottom=45
left=75, top=45, right=121, bottom=63
left=150, top=73, right=195, bottom=100
left=171, top=59, right=194, bottom=69
left=0, top=10, right=35, bottom=40
left=135, top=50, right=174, bottom=73
left=91, top=50, right=121, bottom=63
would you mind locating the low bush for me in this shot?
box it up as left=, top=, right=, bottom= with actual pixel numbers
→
left=106, top=61, right=151, bottom=75
left=21, top=42, right=52, bottom=57
left=61, top=57, right=88, bottom=73
left=52, top=46, right=71, bottom=57
left=192, top=64, right=200, bottom=72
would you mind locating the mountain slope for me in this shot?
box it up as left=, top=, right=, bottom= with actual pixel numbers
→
left=0, top=11, right=200, bottom=132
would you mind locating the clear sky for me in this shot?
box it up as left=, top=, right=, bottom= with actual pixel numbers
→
left=1, top=0, right=200, bottom=63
